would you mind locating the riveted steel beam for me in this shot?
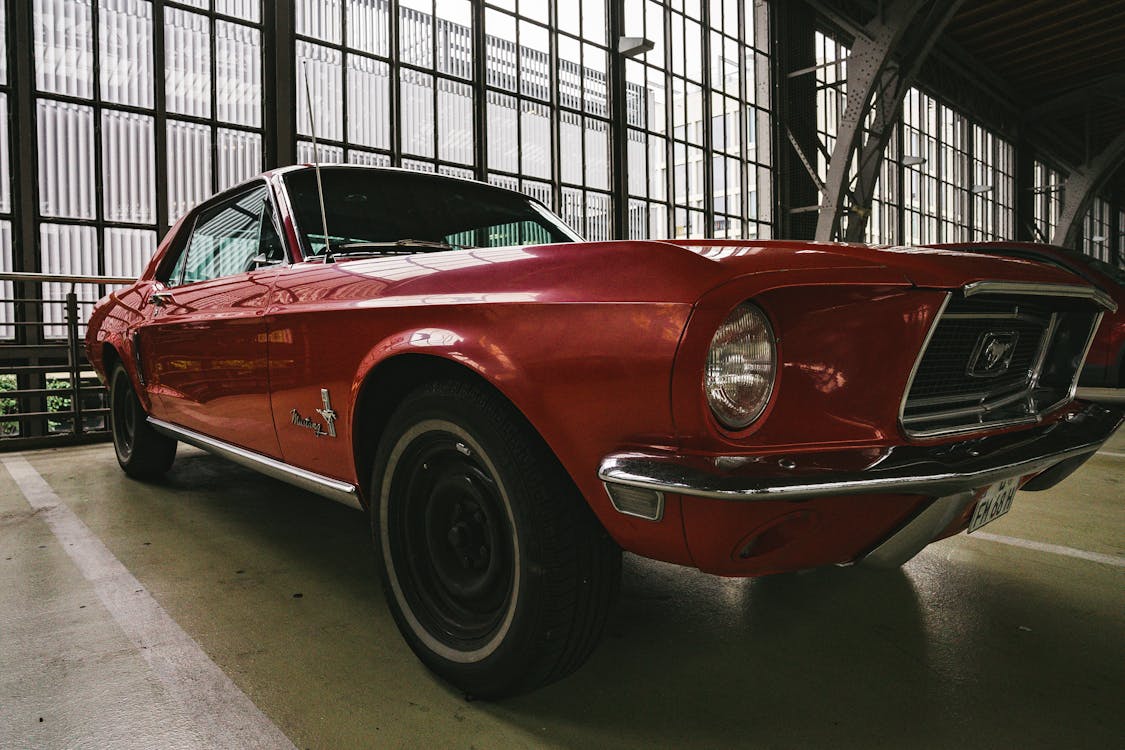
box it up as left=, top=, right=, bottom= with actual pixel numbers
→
left=1052, top=131, right=1125, bottom=250
left=814, top=0, right=966, bottom=242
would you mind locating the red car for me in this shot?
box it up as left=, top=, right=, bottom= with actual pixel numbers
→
left=87, top=166, right=1123, bottom=698
left=933, top=242, right=1125, bottom=404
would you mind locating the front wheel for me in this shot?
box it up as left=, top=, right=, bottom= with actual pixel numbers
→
left=109, top=362, right=176, bottom=479
left=372, top=380, right=620, bottom=699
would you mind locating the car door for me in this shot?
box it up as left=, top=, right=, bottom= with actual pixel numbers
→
left=138, top=183, right=288, bottom=457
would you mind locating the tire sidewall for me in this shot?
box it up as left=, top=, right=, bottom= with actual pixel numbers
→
left=372, top=387, right=545, bottom=691
left=109, top=364, right=137, bottom=467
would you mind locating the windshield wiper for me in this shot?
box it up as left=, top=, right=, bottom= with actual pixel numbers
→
left=324, top=239, right=475, bottom=260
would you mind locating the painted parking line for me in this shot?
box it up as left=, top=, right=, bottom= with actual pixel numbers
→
left=968, top=530, right=1125, bottom=568
left=0, top=455, right=297, bottom=750
left=1095, top=450, right=1125, bottom=459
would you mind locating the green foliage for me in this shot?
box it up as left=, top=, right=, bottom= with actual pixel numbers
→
left=0, top=374, right=16, bottom=437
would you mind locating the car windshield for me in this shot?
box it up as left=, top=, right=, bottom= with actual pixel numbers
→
left=283, top=167, right=581, bottom=258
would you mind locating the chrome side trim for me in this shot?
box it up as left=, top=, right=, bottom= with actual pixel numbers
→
left=896, top=292, right=952, bottom=434
left=147, top=418, right=362, bottom=510
left=597, top=402, right=1123, bottom=503
left=962, top=280, right=1117, bottom=312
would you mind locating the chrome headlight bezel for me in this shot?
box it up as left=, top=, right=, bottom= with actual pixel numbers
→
left=704, top=301, right=777, bottom=431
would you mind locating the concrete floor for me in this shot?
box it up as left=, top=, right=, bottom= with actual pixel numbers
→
left=1, top=429, right=1123, bottom=750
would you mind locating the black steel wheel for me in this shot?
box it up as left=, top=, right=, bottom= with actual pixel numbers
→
left=372, top=379, right=620, bottom=699
left=109, top=362, right=176, bottom=479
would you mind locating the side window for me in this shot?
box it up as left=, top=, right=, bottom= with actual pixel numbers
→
left=169, top=185, right=283, bottom=287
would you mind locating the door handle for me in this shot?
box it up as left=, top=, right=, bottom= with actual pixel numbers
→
left=150, top=290, right=174, bottom=308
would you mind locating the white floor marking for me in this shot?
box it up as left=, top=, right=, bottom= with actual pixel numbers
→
left=1, top=455, right=298, bottom=750
left=1095, top=450, right=1125, bottom=459
left=969, top=530, right=1125, bottom=568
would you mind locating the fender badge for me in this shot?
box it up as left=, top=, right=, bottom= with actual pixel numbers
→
left=291, top=388, right=338, bottom=438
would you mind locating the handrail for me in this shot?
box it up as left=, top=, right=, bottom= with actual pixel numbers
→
left=0, top=271, right=137, bottom=285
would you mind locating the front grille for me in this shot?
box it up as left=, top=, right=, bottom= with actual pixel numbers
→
left=901, top=292, right=1102, bottom=438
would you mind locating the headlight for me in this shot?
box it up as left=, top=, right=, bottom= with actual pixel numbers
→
left=704, top=302, right=777, bottom=430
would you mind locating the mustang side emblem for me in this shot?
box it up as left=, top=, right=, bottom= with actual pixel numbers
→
left=967, top=331, right=1020, bottom=378
left=291, top=388, right=338, bottom=437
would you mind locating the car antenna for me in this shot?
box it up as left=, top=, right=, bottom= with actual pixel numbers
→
left=301, top=61, right=333, bottom=262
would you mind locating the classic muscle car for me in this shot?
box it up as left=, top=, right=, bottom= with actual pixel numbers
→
left=86, top=165, right=1123, bottom=698
left=931, top=242, right=1125, bottom=403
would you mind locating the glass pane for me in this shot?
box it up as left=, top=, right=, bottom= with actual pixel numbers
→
left=559, top=112, right=582, bottom=185
left=217, top=128, right=262, bottom=191
left=0, top=94, right=8, bottom=213
left=165, top=8, right=211, bottom=117
left=166, top=119, right=212, bottom=221
left=297, top=140, right=343, bottom=162
left=521, top=101, right=551, bottom=179
left=104, top=227, right=157, bottom=278
left=401, top=158, right=435, bottom=172
left=216, top=21, right=262, bottom=127
left=0, top=0, right=6, bottom=85
left=485, top=10, right=516, bottom=92
left=37, top=100, right=96, bottom=219
left=296, top=0, right=342, bottom=44
left=35, top=0, right=95, bottom=97
left=347, top=0, right=390, bottom=56
left=399, top=0, right=434, bottom=69
left=347, top=55, right=390, bottom=149
left=519, top=21, right=550, bottom=101
left=486, top=92, right=517, bottom=173
left=347, top=149, right=392, bottom=166
left=99, top=0, right=154, bottom=108
left=296, top=42, right=343, bottom=141
left=584, top=119, right=609, bottom=190
left=101, top=109, right=155, bottom=223
left=40, top=224, right=99, bottom=338
left=0, top=221, right=11, bottom=340
left=435, top=0, right=472, bottom=79
left=400, top=69, right=434, bottom=158
left=216, top=0, right=261, bottom=24
left=437, top=79, right=473, bottom=165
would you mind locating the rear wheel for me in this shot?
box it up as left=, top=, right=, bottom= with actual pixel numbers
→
left=109, top=362, right=176, bottom=479
left=372, top=379, right=620, bottom=699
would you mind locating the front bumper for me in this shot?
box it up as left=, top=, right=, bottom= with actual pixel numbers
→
left=599, top=402, right=1122, bottom=504
left=1076, top=387, right=1125, bottom=406
left=598, top=402, right=1123, bottom=571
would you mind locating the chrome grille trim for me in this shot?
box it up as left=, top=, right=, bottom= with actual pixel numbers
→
left=899, top=283, right=1105, bottom=439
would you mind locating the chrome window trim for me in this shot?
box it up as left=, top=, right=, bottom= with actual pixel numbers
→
left=147, top=417, right=362, bottom=510
left=898, top=284, right=1106, bottom=440
left=962, top=280, right=1118, bottom=312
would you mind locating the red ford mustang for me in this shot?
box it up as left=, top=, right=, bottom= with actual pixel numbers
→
left=87, top=165, right=1123, bottom=697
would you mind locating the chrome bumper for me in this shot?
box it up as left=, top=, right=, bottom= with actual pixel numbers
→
left=1076, top=387, right=1125, bottom=406
left=598, top=402, right=1123, bottom=504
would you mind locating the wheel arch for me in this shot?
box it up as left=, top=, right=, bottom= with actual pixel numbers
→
left=350, top=352, right=559, bottom=510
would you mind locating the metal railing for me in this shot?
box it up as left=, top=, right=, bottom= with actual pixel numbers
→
left=1, top=272, right=136, bottom=451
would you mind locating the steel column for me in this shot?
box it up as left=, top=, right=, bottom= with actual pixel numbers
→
left=609, top=0, right=628, bottom=239
left=1052, top=131, right=1125, bottom=250
left=814, top=0, right=966, bottom=242
left=264, top=0, right=297, bottom=168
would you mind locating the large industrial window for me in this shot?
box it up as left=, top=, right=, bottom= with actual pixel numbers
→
left=26, top=0, right=265, bottom=338
left=623, top=0, right=773, bottom=241
left=814, top=34, right=1016, bottom=246
left=483, top=0, right=613, bottom=240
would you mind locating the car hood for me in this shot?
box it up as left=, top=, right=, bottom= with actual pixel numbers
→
left=324, top=239, right=1089, bottom=306
left=672, top=239, right=1086, bottom=290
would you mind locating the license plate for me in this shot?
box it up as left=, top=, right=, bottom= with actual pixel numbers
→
left=968, top=477, right=1019, bottom=533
